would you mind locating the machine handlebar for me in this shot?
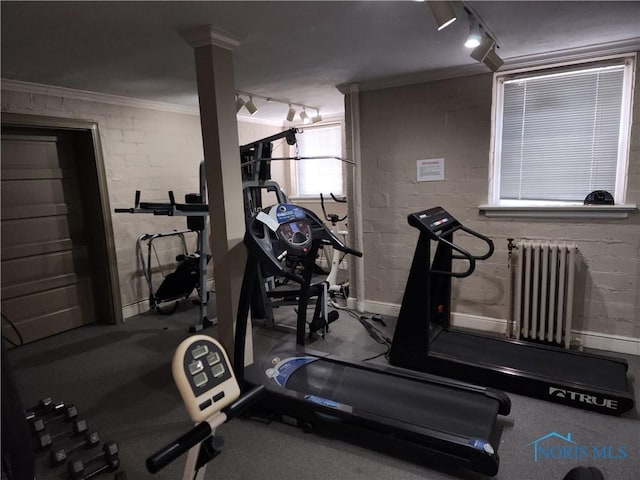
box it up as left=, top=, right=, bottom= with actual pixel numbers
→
left=429, top=224, right=494, bottom=278
left=146, top=422, right=212, bottom=474
left=145, top=385, right=264, bottom=474
left=320, top=193, right=348, bottom=223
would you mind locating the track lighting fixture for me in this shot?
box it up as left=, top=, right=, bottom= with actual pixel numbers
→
left=464, top=17, right=482, bottom=49
left=299, top=108, right=310, bottom=125
left=469, top=33, right=503, bottom=72
left=470, top=33, right=495, bottom=62
left=235, top=94, right=245, bottom=113
left=235, top=90, right=322, bottom=124
left=244, top=96, right=258, bottom=116
left=427, top=1, right=457, bottom=31
left=462, top=3, right=503, bottom=71
left=482, top=47, right=504, bottom=72
left=286, top=104, right=296, bottom=122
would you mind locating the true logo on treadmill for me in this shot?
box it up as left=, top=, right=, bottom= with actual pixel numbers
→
left=548, top=387, right=618, bottom=410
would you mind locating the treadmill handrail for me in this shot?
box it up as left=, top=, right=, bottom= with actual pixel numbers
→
left=431, top=235, right=476, bottom=278
left=457, top=225, right=495, bottom=261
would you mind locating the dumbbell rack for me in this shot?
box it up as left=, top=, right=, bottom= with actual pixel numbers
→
left=24, top=397, right=127, bottom=480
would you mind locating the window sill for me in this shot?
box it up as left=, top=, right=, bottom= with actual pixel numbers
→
left=478, top=204, right=638, bottom=219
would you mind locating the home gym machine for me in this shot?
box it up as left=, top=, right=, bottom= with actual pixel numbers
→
left=145, top=335, right=264, bottom=479
left=239, top=129, right=340, bottom=340
left=114, top=162, right=213, bottom=333
left=233, top=202, right=512, bottom=477
left=388, top=206, right=634, bottom=415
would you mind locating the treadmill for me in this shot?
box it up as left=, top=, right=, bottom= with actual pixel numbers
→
left=388, top=206, right=634, bottom=416
left=233, top=203, right=511, bottom=477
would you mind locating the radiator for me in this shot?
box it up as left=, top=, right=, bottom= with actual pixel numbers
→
left=509, top=241, right=578, bottom=348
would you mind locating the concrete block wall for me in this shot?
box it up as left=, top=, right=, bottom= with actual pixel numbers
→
left=357, top=65, right=639, bottom=339
left=1, top=88, right=282, bottom=313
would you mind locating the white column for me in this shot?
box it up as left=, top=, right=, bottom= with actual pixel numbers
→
left=181, top=26, right=252, bottom=363
left=343, top=83, right=366, bottom=312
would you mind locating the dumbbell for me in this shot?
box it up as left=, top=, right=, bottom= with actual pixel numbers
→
left=49, top=431, right=100, bottom=466
left=25, top=397, right=53, bottom=413
left=37, top=419, right=88, bottom=450
left=67, top=441, right=119, bottom=480
left=25, top=399, right=64, bottom=422
left=31, top=405, right=79, bottom=433
left=71, top=456, right=120, bottom=480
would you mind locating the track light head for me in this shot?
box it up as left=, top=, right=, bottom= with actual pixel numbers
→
left=286, top=104, right=296, bottom=122
left=469, top=33, right=503, bottom=72
left=311, top=109, right=322, bottom=124
left=428, top=1, right=457, bottom=31
left=483, top=47, right=504, bottom=72
left=464, top=17, right=482, bottom=49
left=470, top=34, right=496, bottom=62
left=244, top=96, right=258, bottom=116
left=235, top=94, right=245, bottom=113
left=300, top=108, right=311, bottom=125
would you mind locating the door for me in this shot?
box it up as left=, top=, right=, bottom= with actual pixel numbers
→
left=1, top=130, right=99, bottom=344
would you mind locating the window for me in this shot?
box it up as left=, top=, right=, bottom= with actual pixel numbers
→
left=293, top=124, right=343, bottom=197
left=489, top=56, right=635, bottom=208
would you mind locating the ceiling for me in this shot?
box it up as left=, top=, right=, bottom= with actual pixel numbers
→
left=2, top=1, right=640, bottom=123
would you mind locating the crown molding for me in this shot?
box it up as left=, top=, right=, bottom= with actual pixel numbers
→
left=0, top=78, right=295, bottom=126
left=502, top=38, right=640, bottom=71
left=180, top=25, right=243, bottom=50
left=1, top=78, right=201, bottom=116
left=337, top=38, right=640, bottom=94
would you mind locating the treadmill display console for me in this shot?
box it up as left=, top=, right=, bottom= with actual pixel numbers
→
left=258, top=204, right=313, bottom=256
left=409, top=207, right=460, bottom=236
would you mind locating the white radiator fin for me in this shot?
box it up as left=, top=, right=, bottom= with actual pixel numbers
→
left=511, top=241, right=577, bottom=348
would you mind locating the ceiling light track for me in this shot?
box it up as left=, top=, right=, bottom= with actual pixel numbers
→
left=235, top=90, right=323, bottom=124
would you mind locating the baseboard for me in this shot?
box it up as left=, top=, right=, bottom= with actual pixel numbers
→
left=122, top=300, right=149, bottom=319
left=363, top=300, right=507, bottom=334
left=571, top=330, right=640, bottom=356
left=361, top=299, right=639, bottom=356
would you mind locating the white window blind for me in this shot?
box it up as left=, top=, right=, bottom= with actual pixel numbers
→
left=295, top=125, right=343, bottom=196
left=497, top=62, right=628, bottom=202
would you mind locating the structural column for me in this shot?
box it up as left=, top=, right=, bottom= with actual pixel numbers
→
left=341, top=83, right=365, bottom=312
left=182, top=26, right=251, bottom=362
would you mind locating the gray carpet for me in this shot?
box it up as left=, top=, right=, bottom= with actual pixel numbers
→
left=6, top=301, right=640, bottom=480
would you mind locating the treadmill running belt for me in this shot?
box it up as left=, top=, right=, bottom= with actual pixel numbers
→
left=431, top=331, right=628, bottom=392
left=286, top=360, right=499, bottom=440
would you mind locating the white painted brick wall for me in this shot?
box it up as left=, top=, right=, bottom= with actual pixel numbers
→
left=358, top=64, right=640, bottom=338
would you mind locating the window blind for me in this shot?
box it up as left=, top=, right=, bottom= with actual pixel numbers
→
left=499, top=64, right=625, bottom=202
left=296, top=125, right=343, bottom=196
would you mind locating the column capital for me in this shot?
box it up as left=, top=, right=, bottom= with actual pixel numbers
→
left=180, top=25, right=243, bottom=50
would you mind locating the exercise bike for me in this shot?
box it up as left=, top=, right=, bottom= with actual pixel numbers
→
left=319, top=193, right=350, bottom=302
